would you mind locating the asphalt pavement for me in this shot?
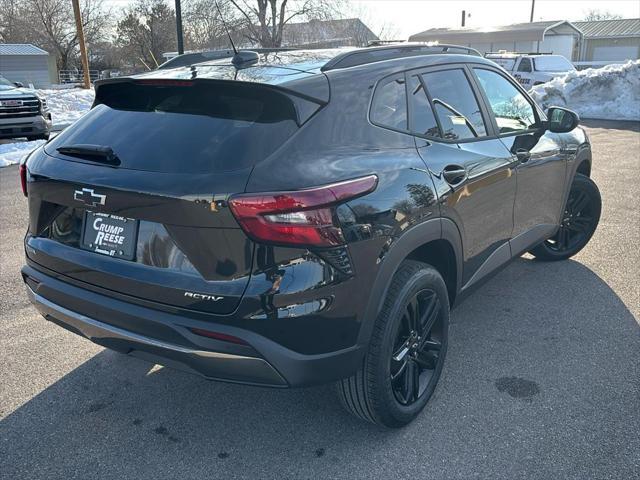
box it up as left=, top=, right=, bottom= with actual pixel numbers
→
left=1, top=120, right=638, bottom=480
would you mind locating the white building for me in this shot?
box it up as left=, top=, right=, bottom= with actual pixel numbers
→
left=0, top=44, right=55, bottom=88
left=409, top=20, right=583, bottom=61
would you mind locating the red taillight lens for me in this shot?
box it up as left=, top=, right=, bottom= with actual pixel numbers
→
left=19, top=164, right=28, bottom=197
left=229, top=175, right=378, bottom=247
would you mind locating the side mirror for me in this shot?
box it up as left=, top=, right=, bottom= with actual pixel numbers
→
left=545, top=106, right=579, bottom=133
left=13, top=81, right=24, bottom=88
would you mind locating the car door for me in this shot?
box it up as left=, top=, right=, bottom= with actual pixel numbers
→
left=407, top=65, right=517, bottom=290
left=469, top=66, right=567, bottom=255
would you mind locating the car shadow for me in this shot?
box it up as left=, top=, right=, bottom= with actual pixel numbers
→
left=1, top=257, right=638, bottom=479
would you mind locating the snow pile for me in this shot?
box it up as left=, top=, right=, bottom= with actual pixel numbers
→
left=529, top=60, right=640, bottom=121
left=39, top=87, right=95, bottom=129
left=0, top=140, right=45, bottom=167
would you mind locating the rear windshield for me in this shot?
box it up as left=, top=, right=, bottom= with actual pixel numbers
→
left=533, top=56, right=575, bottom=72
left=45, top=82, right=300, bottom=173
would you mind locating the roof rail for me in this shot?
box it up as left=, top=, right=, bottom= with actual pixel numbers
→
left=321, top=43, right=482, bottom=72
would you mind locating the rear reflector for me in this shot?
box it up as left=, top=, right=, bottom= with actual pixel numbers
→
left=228, top=175, right=378, bottom=247
left=189, top=328, right=248, bottom=345
left=19, top=164, right=27, bottom=197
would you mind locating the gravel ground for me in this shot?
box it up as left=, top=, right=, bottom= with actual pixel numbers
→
left=1, top=120, right=638, bottom=480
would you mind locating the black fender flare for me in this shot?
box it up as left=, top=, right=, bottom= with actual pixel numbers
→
left=356, top=217, right=463, bottom=348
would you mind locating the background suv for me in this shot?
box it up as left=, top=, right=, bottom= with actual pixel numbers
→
left=0, top=75, right=51, bottom=140
left=21, top=44, right=600, bottom=427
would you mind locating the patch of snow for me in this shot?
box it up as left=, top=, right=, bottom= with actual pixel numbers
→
left=39, top=87, right=95, bottom=129
left=529, top=60, right=640, bottom=121
left=0, top=140, right=44, bottom=167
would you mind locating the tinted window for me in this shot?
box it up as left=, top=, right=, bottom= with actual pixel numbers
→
left=46, top=83, right=300, bottom=174
left=407, top=75, right=440, bottom=137
left=371, top=75, right=407, bottom=131
left=474, top=68, right=537, bottom=133
left=422, top=69, right=486, bottom=140
left=517, top=58, right=532, bottom=72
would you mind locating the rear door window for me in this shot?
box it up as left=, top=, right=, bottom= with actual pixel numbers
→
left=421, top=69, right=487, bottom=140
left=407, top=74, right=440, bottom=138
left=370, top=75, right=407, bottom=131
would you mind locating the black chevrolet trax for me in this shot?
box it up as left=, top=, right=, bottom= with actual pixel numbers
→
left=21, top=45, right=601, bottom=427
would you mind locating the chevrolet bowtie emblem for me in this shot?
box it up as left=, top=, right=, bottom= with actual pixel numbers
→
left=74, top=188, right=106, bottom=207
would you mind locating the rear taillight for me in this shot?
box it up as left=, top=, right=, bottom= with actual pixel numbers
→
left=19, top=164, right=28, bottom=197
left=228, top=175, right=378, bottom=247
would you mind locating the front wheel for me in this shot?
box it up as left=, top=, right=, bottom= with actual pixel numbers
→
left=337, top=260, right=449, bottom=428
left=529, top=173, right=601, bottom=261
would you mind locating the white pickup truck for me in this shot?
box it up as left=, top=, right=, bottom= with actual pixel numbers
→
left=0, top=75, right=51, bottom=141
left=484, top=53, right=576, bottom=88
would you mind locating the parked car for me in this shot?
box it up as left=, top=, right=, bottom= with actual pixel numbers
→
left=20, top=44, right=600, bottom=427
left=0, top=75, right=51, bottom=140
left=485, top=52, right=576, bottom=87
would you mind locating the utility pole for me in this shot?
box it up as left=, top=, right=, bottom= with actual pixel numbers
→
left=461, top=10, right=466, bottom=27
left=175, top=0, right=184, bottom=55
left=71, top=0, right=91, bottom=89
left=530, top=0, right=536, bottom=22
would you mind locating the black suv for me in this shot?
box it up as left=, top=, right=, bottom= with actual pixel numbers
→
left=21, top=45, right=601, bottom=427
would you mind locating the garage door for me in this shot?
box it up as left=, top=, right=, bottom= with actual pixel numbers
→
left=593, top=45, right=638, bottom=61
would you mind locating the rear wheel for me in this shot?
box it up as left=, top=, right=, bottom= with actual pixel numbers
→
left=529, top=173, right=601, bottom=261
left=338, top=260, right=449, bottom=428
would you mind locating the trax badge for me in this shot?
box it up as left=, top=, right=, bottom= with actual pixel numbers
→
left=74, top=188, right=106, bottom=207
left=184, top=292, right=224, bottom=302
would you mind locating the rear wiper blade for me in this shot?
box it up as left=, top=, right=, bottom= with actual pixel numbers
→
left=56, top=144, right=121, bottom=166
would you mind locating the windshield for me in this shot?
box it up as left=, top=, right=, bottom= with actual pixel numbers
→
left=533, top=56, right=575, bottom=72
left=0, top=76, right=16, bottom=91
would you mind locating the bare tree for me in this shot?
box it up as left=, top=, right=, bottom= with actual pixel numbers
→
left=227, top=0, right=342, bottom=47
left=182, top=0, right=240, bottom=50
left=0, top=0, right=111, bottom=71
left=115, top=0, right=176, bottom=70
left=582, top=9, right=622, bottom=21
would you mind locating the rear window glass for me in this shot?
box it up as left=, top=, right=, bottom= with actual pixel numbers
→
left=371, top=75, right=407, bottom=131
left=45, top=83, right=300, bottom=174
left=533, top=56, right=575, bottom=72
left=408, top=75, right=440, bottom=138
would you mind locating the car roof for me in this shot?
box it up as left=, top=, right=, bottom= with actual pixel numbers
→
left=131, top=45, right=497, bottom=87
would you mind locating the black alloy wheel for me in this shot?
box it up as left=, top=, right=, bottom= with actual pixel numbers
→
left=337, top=260, right=449, bottom=428
left=390, top=288, right=444, bottom=405
left=530, top=173, right=601, bottom=261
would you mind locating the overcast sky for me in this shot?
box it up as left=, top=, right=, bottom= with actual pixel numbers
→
left=104, top=0, right=640, bottom=39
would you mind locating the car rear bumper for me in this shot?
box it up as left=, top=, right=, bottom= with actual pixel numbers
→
left=22, top=264, right=364, bottom=387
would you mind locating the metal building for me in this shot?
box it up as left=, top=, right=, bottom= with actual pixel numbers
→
left=409, top=20, right=583, bottom=60
left=574, top=18, right=640, bottom=63
left=0, top=44, right=55, bottom=88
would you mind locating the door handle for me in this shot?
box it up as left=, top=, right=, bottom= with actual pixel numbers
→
left=515, top=149, right=531, bottom=163
left=442, top=164, right=467, bottom=186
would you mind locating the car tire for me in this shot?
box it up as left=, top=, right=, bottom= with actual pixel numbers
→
left=337, top=260, right=449, bottom=428
left=529, top=173, right=601, bottom=261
